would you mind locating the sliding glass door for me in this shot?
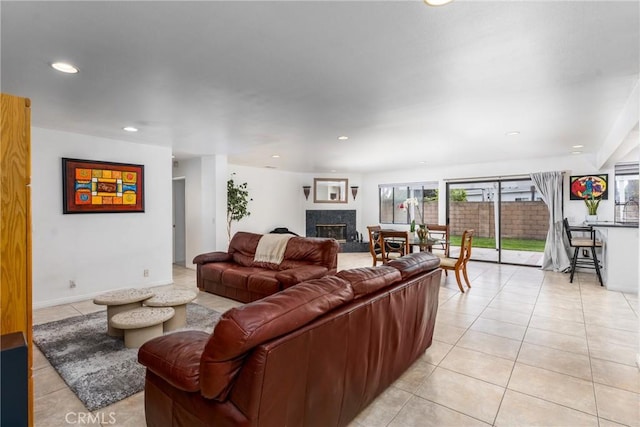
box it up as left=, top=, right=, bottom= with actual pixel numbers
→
left=446, top=178, right=547, bottom=266
left=499, top=179, right=547, bottom=266
left=447, top=181, right=500, bottom=263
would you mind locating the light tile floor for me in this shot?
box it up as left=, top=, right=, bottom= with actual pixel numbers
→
left=33, top=253, right=639, bottom=426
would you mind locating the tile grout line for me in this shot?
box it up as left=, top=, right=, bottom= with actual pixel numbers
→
left=490, top=268, right=543, bottom=426
left=578, top=273, right=601, bottom=422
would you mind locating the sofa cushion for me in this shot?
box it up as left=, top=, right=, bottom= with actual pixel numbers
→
left=138, top=331, right=210, bottom=392
left=200, top=276, right=354, bottom=401
left=387, top=252, right=440, bottom=280
left=227, top=233, right=339, bottom=272
left=275, top=265, right=329, bottom=289
left=278, top=237, right=340, bottom=271
left=336, top=266, right=402, bottom=298
left=200, top=262, right=237, bottom=282
left=247, top=271, right=281, bottom=295
left=221, top=267, right=267, bottom=290
left=228, top=232, right=262, bottom=267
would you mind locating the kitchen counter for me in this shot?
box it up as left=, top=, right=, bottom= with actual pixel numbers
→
left=586, top=221, right=639, bottom=228
left=589, top=223, right=638, bottom=293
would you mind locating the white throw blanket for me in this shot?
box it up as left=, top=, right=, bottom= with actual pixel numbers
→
left=253, top=234, right=294, bottom=264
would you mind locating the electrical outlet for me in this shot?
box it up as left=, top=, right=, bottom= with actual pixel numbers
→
left=69, top=280, right=76, bottom=289
left=144, top=269, right=149, bottom=277
left=582, top=249, right=589, bottom=257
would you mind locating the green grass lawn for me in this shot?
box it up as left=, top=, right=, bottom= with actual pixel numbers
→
left=449, top=235, right=546, bottom=252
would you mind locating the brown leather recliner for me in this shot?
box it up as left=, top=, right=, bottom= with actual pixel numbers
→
left=139, top=252, right=441, bottom=427
left=193, top=231, right=340, bottom=302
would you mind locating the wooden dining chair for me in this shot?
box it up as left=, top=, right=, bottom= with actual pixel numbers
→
left=439, top=229, right=474, bottom=292
left=379, top=230, right=410, bottom=264
left=366, top=225, right=384, bottom=266
left=426, top=223, right=450, bottom=257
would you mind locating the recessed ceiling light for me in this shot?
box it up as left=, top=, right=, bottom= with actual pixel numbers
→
left=505, top=131, right=520, bottom=136
left=424, top=0, right=454, bottom=6
left=123, top=126, right=138, bottom=132
left=419, top=161, right=426, bottom=164
left=51, top=62, right=79, bottom=74
left=571, top=151, right=582, bottom=155
left=271, top=154, right=280, bottom=158
left=337, top=136, right=349, bottom=141
left=572, top=145, right=584, bottom=149
left=331, top=170, right=337, bottom=173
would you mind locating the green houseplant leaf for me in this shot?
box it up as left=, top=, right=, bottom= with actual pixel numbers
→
left=227, top=174, right=252, bottom=240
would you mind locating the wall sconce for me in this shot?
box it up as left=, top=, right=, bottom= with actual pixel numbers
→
left=302, top=185, right=311, bottom=200
left=351, top=186, right=359, bottom=200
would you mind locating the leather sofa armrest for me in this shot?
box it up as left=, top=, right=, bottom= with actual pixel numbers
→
left=138, top=331, right=210, bottom=393
left=193, top=251, right=231, bottom=265
left=275, top=265, right=329, bottom=289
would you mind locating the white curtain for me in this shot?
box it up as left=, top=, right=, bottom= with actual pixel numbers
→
left=530, top=171, right=571, bottom=271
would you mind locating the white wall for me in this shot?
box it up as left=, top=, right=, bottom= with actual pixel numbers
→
left=227, top=166, right=307, bottom=237
left=196, top=156, right=619, bottom=251
left=173, top=163, right=366, bottom=268
left=31, top=127, right=173, bottom=308
left=298, top=172, right=364, bottom=236
left=30, top=126, right=635, bottom=308
left=228, top=168, right=365, bottom=239
left=361, top=153, right=614, bottom=228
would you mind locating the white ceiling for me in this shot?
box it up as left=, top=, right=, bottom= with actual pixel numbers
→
left=2, top=1, right=638, bottom=173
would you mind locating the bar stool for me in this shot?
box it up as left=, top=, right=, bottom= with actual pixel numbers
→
left=563, top=218, right=603, bottom=286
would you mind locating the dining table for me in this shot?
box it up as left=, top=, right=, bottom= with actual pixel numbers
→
left=410, top=236, right=443, bottom=252
left=380, top=229, right=444, bottom=253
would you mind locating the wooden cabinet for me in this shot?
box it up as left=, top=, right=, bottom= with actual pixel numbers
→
left=1, top=93, right=32, bottom=427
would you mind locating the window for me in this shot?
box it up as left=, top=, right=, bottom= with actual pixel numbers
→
left=614, top=162, right=639, bottom=223
left=379, top=182, right=438, bottom=224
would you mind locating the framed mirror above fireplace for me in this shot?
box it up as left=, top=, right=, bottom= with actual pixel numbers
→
left=314, top=178, right=348, bottom=203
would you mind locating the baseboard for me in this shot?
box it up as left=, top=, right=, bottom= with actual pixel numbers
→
left=33, top=279, right=173, bottom=309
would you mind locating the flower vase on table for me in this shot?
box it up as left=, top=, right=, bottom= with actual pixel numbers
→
left=584, top=196, right=600, bottom=224
left=585, top=214, right=598, bottom=223
left=399, top=197, right=423, bottom=238
left=416, top=224, right=428, bottom=243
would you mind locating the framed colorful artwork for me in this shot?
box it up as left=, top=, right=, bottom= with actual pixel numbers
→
left=62, top=158, right=145, bottom=213
left=569, top=174, right=608, bottom=200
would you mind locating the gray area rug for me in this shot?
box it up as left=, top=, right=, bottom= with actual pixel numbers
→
left=33, top=303, right=221, bottom=411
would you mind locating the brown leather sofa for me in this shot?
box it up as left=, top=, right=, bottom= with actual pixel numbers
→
left=139, top=251, right=441, bottom=427
left=193, top=231, right=340, bottom=302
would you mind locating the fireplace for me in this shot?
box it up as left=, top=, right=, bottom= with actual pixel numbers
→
left=306, top=210, right=356, bottom=242
left=305, top=210, right=368, bottom=252
left=315, top=223, right=347, bottom=242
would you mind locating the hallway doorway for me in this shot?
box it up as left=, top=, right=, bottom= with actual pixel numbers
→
left=172, top=178, right=186, bottom=266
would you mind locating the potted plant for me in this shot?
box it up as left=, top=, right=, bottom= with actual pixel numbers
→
left=227, top=174, right=252, bottom=240
left=584, top=195, right=600, bottom=223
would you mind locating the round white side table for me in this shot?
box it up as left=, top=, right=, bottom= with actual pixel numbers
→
left=93, top=288, right=155, bottom=337
left=110, top=307, right=175, bottom=348
left=144, top=290, right=197, bottom=331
